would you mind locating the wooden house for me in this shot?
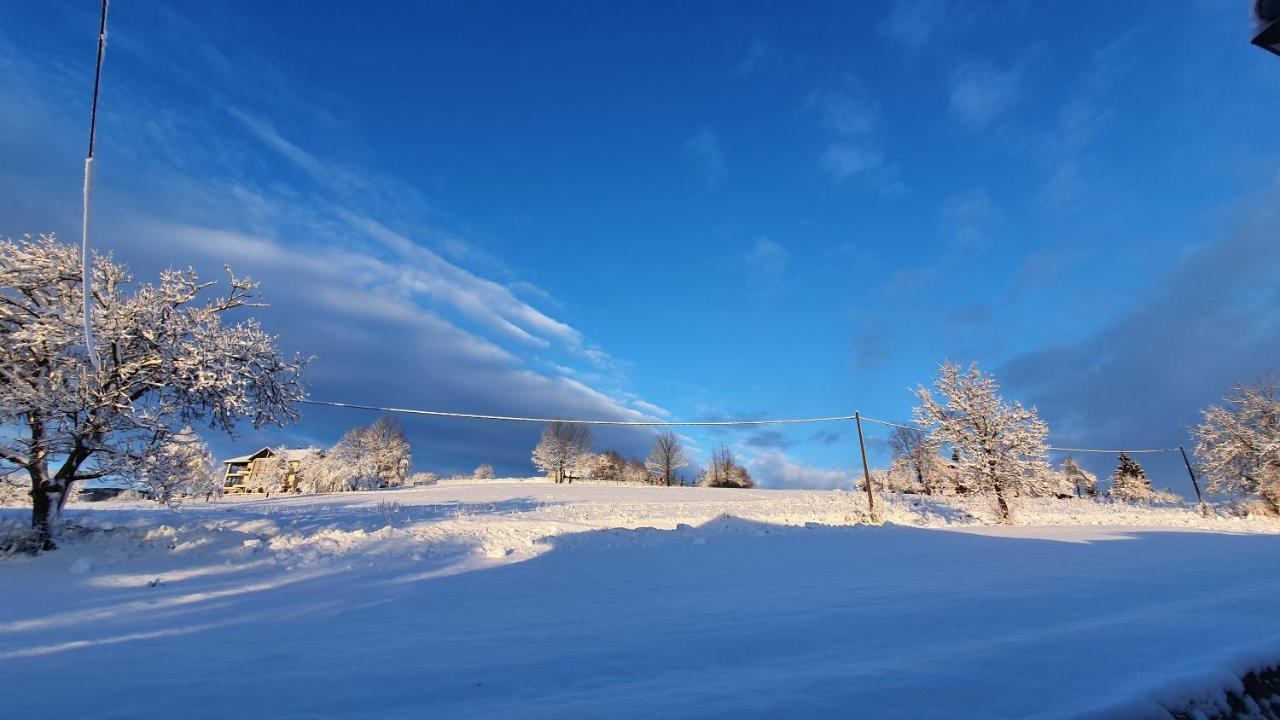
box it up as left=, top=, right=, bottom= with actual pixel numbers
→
left=221, top=447, right=317, bottom=493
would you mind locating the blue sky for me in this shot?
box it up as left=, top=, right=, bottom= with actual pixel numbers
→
left=2, top=1, right=1278, bottom=488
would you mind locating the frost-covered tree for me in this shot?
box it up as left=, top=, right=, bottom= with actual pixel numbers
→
left=143, top=426, right=220, bottom=504
left=913, top=361, right=1051, bottom=523
left=1108, top=453, right=1155, bottom=501
left=291, top=419, right=412, bottom=493
left=1061, top=457, right=1098, bottom=498
left=580, top=451, right=621, bottom=483
left=290, top=449, right=348, bottom=494
left=645, top=432, right=688, bottom=487
left=887, top=425, right=947, bottom=494
left=697, top=444, right=754, bottom=488
left=320, top=419, right=410, bottom=491
left=472, top=463, right=495, bottom=480
left=531, top=421, right=592, bottom=483
left=0, top=234, right=307, bottom=549
left=342, top=417, right=411, bottom=487
left=622, top=457, right=651, bottom=484
left=1194, top=376, right=1280, bottom=512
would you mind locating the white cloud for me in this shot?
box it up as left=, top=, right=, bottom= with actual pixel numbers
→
left=0, top=33, right=667, bottom=474
left=808, top=84, right=880, bottom=137
left=684, top=127, right=726, bottom=186
left=942, top=189, right=1002, bottom=249
left=745, top=237, right=789, bottom=276
left=820, top=144, right=886, bottom=181
left=879, top=0, right=950, bottom=50
left=949, top=61, right=1021, bottom=128
left=736, top=36, right=775, bottom=76
left=807, top=79, right=902, bottom=191
left=747, top=450, right=853, bottom=490
left=631, top=400, right=672, bottom=418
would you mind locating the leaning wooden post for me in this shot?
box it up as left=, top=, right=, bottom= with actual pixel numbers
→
left=1178, top=445, right=1209, bottom=517
left=854, top=412, right=879, bottom=523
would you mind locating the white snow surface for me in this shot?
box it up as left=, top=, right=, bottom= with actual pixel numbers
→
left=4, top=481, right=1280, bottom=719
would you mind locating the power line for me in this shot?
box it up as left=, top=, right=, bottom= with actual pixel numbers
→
left=300, top=401, right=1182, bottom=454
left=300, top=399, right=857, bottom=427
left=856, top=415, right=1179, bottom=455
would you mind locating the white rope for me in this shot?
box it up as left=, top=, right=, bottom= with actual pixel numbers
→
left=300, top=400, right=857, bottom=427
left=857, top=415, right=1178, bottom=454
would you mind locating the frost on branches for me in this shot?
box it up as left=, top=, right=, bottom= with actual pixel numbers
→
left=913, top=361, right=1051, bottom=523
left=0, top=234, right=307, bottom=550
left=1194, top=375, right=1280, bottom=512
left=697, top=444, right=754, bottom=488
left=645, top=432, right=687, bottom=487
left=1108, top=453, right=1156, bottom=502
left=1062, top=458, right=1098, bottom=498
left=143, top=426, right=221, bottom=505
left=285, top=418, right=412, bottom=493
left=885, top=425, right=960, bottom=494
left=532, top=421, right=593, bottom=483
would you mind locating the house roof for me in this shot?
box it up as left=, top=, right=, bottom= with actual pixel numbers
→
left=221, top=447, right=273, bottom=465
left=221, top=447, right=319, bottom=465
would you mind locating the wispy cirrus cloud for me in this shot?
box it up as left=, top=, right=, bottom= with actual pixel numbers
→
left=949, top=60, right=1022, bottom=128
left=879, top=0, right=951, bottom=50
left=807, top=78, right=903, bottom=192
left=942, top=188, right=1002, bottom=250
left=0, top=17, right=665, bottom=475
left=745, top=237, right=789, bottom=277
left=684, top=126, right=727, bottom=187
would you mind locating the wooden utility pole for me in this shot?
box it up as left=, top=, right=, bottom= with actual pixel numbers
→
left=855, top=412, right=879, bottom=522
left=1178, top=445, right=1210, bottom=517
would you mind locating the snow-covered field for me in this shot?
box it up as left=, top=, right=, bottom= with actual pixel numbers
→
left=4, top=481, right=1280, bottom=718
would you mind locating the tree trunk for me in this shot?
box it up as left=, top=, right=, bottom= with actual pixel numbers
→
left=994, top=482, right=1012, bottom=524
left=28, top=469, right=62, bottom=551
left=27, top=444, right=90, bottom=552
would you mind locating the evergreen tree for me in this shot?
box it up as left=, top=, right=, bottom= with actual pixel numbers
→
left=1109, top=453, right=1154, bottom=501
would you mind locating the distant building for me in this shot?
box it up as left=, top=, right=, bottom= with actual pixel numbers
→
left=221, top=447, right=317, bottom=493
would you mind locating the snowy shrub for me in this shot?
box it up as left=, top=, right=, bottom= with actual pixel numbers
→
left=583, top=451, right=627, bottom=482
left=914, top=361, right=1052, bottom=523
left=408, top=472, right=438, bottom=486
left=373, top=501, right=404, bottom=526
left=0, top=234, right=307, bottom=550
left=143, top=427, right=221, bottom=505
left=622, top=459, right=652, bottom=484
left=0, top=471, right=27, bottom=507
left=1062, top=458, right=1098, bottom=497
left=472, top=464, right=495, bottom=480
left=1194, top=375, right=1280, bottom=513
